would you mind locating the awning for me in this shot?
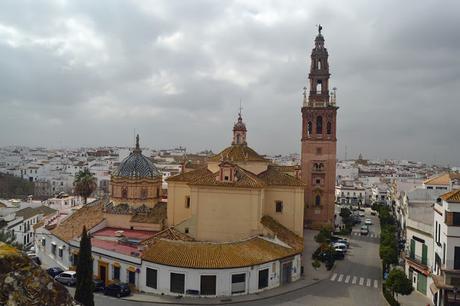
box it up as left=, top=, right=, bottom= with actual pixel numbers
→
left=432, top=274, right=454, bottom=290
left=430, top=283, right=439, bottom=295
left=127, top=266, right=136, bottom=273
left=112, top=262, right=121, bottom=268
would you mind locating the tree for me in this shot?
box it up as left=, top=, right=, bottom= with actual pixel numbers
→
left=385, top=269, right=413, bottom=299
left=315, top=225, right=333, bottom=244
left=74, top=169, right=97, bottom=204
left=74, top=226, right=94, bottom=306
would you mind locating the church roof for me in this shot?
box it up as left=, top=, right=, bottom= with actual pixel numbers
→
left=208, top=144, right=267, bottom=163
left=112, top=135, right=161, bottom=179
left=166, top=167, right=212, bottom=183
left=257, top=166, right=305, bottom=187
left=189, top=165, right=266, bottom=188
left=141, top=216, right=302, bottom=269
left=424, top=172, right=460, bottom=186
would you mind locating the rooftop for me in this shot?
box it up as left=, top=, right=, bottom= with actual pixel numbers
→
left=93, top=227, right=156, bottom=240
left=208, top=144, right=267, bottom=163
left=440, top=189, right=460, bottom=203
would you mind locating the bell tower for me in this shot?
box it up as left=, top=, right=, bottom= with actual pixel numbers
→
left=301, top=25, right=338, bottom=229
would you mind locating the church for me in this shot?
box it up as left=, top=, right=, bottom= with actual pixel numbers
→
left=35, top=27, right=337, bottom=297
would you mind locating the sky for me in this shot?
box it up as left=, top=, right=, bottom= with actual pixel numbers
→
left=0, top=0, right=459, bottom=165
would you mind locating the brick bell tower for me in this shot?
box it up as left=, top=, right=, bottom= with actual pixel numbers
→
left=301, top=25, right=338, bottom=229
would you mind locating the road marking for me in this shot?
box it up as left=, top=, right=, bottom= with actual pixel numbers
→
left=331, top=273, right=337, bottom=281
left=345, top=275, right=350, bottom=283
left=359, top=277, right=364, bottom=286
left=338, top=274, right=344, bottom=282
left=352, top=276, right=357, bottom=284
left=374, top=280, right=379, bottom=288
left=366, top=278, right=371, bottom=287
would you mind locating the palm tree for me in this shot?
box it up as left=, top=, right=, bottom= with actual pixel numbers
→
left=74, top=169, right=97, bottom=204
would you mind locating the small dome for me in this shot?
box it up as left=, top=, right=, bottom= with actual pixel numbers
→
left=113, top=135, right=161, bottom=178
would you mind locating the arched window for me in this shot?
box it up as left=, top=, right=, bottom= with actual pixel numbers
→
left=307, top=121, right=312, bottom=136
left=316, top=116, right=323, bottom=134
left=327, top=122, right=332, bottom=134
left=317, top=60, right=321, bottom=70
left=121, top=187, right=128, bottom=199
left=315, top=195, right=321, bottom=206
left=316, top=80, right=322, bottom=94
left=140, top=188, right=148, bottom=200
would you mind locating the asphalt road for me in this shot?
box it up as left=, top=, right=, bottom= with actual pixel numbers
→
left=82, top=208, right=385, bottom=306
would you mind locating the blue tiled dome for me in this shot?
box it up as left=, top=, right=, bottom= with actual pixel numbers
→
left=113, top=135, right=161, bottom=178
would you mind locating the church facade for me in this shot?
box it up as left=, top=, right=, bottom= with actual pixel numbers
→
left=301, top=27, right=339, bottom=229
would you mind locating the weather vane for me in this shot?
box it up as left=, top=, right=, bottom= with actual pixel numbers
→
left=239, top=99, right=243, bottom=117
left=317, top=24, right=323, bottom=34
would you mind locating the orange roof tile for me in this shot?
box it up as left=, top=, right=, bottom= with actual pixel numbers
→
left=424, top=172, right=460, bottom=185
left=142, top=236, right=300, bottom=269
left=51, top=200, right=105, bottom=242
left=166, top=168, right=212, bottom=183
left=189, top=164, right=265, bottom=188
left=258, top=166, right=305, bottom=187
left=261, top=216, right=304, bottom=252
left=208, top=144, right=268, bottom=163
left=440, top=189, right=460, bottom=203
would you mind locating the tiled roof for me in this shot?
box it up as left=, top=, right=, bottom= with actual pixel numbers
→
left=142, top=236, right=299, bottom=269
left=208, top=144, right=267, bottom=163
left=261, top=215, right=304, bottom=252
left=112, top=151, right=161, bottom=178
left=51, top=200, right=105, bottom=242
left=130, top=202, right=167, bottom=224
left=15, top=206, right=57, bottom=220
left=142, top=227, right=194, bottom=247
left=440, top=189, right=460, bottom=203
left=189, top=165, right=265, bottom=188
left=166, top=167, right=212, bottom=183
left=424, top=172, right=460, bottom=185
left=257, top=166, right=305, bottom=187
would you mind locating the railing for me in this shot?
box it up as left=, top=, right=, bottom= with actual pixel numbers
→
left=406, top=252, right=429, bottom=267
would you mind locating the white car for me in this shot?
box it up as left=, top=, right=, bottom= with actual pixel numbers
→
left=333, top=243, right=348, bottom=253
left=55, top=271, right=77, bottom=286
left=365, top=218, right=372, bottom=225
left=358, top=212, right=365, bottom=217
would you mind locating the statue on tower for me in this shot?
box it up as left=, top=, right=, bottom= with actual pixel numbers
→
left=318, top=24, right=323, bottom=34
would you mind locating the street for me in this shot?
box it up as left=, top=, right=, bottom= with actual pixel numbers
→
left=88, top=207, right=385, bottom=306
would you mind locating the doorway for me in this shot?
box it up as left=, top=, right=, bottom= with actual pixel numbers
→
left=281, top=261, right=292, bottom=285
left=99, top=263, right=108, bottom=285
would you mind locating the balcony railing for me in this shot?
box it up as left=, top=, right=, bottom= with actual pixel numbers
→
left=405, top=252, right=429, bottom=270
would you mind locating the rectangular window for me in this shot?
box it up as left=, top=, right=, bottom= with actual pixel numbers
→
left=72, top=254, right=79, bottom=266
left=170, top=273, right=185, bottom=294
left=258, top=269, right=269, bottom=289
left=443, top=243, right=446, bottom=264
left=58, top=247, right=63, bottom=258
left=453, top=213, right=460, bottom=226
left=42, top=238, right=46, bottom=246
left=275, top=201, right=283, bottom=213
left=146, top=268, right=157, bottom=289
left=113, top=266, right=120, bottom=280
left=128, top=270, right=135, bottom=285
left=185, top=196, right=190, bottom=208
left=231, top=273, right=246, bottom=294
left=51, top=243, right=56, bottom=255
left=200, top=275, right=216, bottom=295
left=455, top=247, right=460, bottom=270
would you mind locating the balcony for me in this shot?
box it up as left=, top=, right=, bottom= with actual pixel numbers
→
left=405, top=252, right=430, bottom=272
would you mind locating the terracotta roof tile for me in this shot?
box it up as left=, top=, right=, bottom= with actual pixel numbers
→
left=440, top=189, right=460, bottom=203
left=166, top=168, right=212, bottom=183
left=424, top=172, right=460, bottom=185
left=51, top=200, right=105, bottom=242
left=261, top=215, right=304, bottom=252
left=142, top=236, right=299, bottom=269
left=141, top=227, right=194, bottom=247
left=189, top=164, right=265, bottom=188
left=258, top=166, right=305, bottom=187
left=130, top=202, right=167, bottom=224
left=208, top=144, right=268, bottom=163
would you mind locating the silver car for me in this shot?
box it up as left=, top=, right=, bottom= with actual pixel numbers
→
left=55, top=271, right=77, bottom=286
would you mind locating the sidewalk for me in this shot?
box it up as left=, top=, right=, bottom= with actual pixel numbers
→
left=122, top=229, right=333, bottom=304
left=397, top=290, right=433, bottom=306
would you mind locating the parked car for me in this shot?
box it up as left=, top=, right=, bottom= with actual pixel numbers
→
left=365, top=218, right=372, bottom=225
left=103, top=283, right=131, bottom=298
left=360, top=225, right=369, bottom=235
left=93, top=279, right=105, bottom=292
left=358, top=212, right=365, bottom=217
left=333, top=243, right=347, bottom=253
left=334, top=249, right=345, bottom=260
left=336, top=239, right=349, bottom=248
left=55, top=271, right=77, bottom=286
left=47, top=267, right=64, bottom=278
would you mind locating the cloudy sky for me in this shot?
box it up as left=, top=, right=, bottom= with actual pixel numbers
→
left=0, top=0, right=459, bottom=165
